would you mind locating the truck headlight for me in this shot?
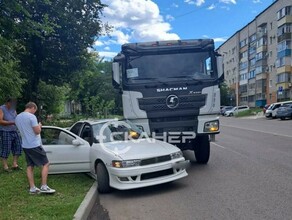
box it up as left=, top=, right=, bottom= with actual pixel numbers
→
left=112, top=159, right=141, bottom=168
left=170, top=151, right=183, bottom=160
left=204, top=120, right=219, bottom=132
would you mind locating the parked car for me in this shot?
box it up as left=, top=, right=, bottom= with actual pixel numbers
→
left=41, top=119, right=189, bottom=193
left=265, top=101, right=292, bottom=118
left=276, top=104, right=292, bottom=120
left=224, top=105, right=249, bottom=117
left=262, top=104, right=270, bottom=114
left=220, top=106, right=233, bottom=116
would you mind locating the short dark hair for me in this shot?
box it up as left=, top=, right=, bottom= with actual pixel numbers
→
left=25, top=102, right=38, bottom=110
left=6, top=97, right=16, bottom=103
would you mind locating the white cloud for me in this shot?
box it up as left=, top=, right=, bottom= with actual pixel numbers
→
left=252, top=0, right=261, bottom=3
left=202, top=35, right=227, bottom=43
left=165, top=14, right=175, bottom=21
left=184, top=0, right=205, bottom=6
left=213, top=37, right=227, bottom=42
left=94, top=40, right=104, bottom=46
left=221, top=6, right=231, bottom=10
left=104, top=46, right=111, bottom=51
left=98, top=51, right=118, bottom=59
left=101, top=0, right=179, bottom=44
left=171, top=3, right=179, bottom=8
left=219, top=0, right=236, bottom=4
left=207, top=4, right=216, bottom=10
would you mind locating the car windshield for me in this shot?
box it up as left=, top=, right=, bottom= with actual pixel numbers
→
left=125, top=51, right=214, bottom=83
left=92, top=120, right=143, bottom=143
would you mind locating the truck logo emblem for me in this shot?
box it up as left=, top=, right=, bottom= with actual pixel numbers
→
left=157, top=87, right=187, bottom=92
left=166, top=95, right=179, bottom=109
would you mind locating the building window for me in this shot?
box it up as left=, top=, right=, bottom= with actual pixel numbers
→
left=249, top=46, right=256, bottom=55
left=249, top=70, right=255, bottom=79
left=277, top=23, right=292, bottom=36
left=257, top=37, right=267, bottom=47
left=276, top=57, right=289, bottom=67
left=269, top=79, right=272, bottom=87
left=250, top=58, right=256, bottom=67
left=277, top=6, right=292, bottom=20
left=239, top=61, right=248, bottom=70
left=240, top=73, right=247, bottom=81
left=277, top=73, right=290, bottom=83
left=240, top=51, right=248, bottom=59
left=249, top=34, right=257, bottom=42
left=255, top=66, right=263, bottom=74
left=240, top=38, right=247, bottom=48
left=277, top=40, right=291, bottom=52
left=255, top=52, right=266, bottom=61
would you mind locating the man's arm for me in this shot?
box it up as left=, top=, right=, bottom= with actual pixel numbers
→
left=0, top=109, right=15, bottom=126
left=32, top=123, right=42, bottom=135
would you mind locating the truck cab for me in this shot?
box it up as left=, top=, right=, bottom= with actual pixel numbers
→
left=112, top=39, right=223, bottom=164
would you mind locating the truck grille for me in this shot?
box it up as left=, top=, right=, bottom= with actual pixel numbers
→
left=138, top=94, right=206, bottom=112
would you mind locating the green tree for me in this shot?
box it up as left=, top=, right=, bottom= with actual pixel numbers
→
left=0, top=36, right=26, bottom=102
left=37, top=80, right=69, bottom=117
left=0, top=0, right=107, bottom=102
left=220, top=82, right=234, bottom=106
left=70, top=55, right=119, bottom=117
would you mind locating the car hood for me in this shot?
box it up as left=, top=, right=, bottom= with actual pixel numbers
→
left=101, top=139, right=180, bottom=160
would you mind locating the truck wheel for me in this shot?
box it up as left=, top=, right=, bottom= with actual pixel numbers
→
left=194, top=135, right=210, bottom=164
left=96, top=163, right=111, bottom=193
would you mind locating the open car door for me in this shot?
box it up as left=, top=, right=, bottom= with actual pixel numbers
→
left=41, top=126, right=91, bottom=174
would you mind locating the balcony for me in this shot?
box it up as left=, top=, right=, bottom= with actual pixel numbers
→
left=278, top=32, right=292, bottom=42
left=255, top=59, right=267, bottom=67
left=256, top=87, right=266, bottom=94
left=278, top=15, right=292, bottom=27
left=248, top=89, right=256, bottom=96
left=256, top=72, right=267, bottom=80
left=277, top=65, right=292, bottom=73
left=277, top=49, right=291, bottom=58
left=256, top=45, right=267, bottom=53
left=276, top=82, right=292, bottom=90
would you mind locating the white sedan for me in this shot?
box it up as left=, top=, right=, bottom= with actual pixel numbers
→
left=41, top=119, right=189, bottom=193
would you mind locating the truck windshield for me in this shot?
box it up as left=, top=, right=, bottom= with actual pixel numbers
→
left=125, top=51, right=215, bottom=83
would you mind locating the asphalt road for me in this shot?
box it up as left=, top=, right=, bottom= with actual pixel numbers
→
left=93, top=116, right=292, bottom=220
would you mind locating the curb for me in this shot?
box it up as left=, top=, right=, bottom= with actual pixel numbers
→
left=73, top=182, right=97, bottom=220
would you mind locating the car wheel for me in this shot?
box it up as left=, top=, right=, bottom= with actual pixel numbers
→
left=194, top=135, right=210, bottom=164
left=96, top=163, right=111, bottom=193
left=229, top=113, right=233, bottom=117
left=280, top=117, right=285, bottom=120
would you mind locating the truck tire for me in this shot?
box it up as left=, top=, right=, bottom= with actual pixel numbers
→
left=96, top=163, right=111, bottom=193
left=194, top=135, right=210, bottom=164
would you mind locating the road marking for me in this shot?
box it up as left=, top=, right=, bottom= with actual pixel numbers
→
left=221, top=124, right=292, bottom=139
left=211, top=142, right=249, bottom=158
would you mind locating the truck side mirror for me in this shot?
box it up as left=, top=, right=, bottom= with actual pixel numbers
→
left=216, top=56, right=224, bottom=83
left=112, top=62, right=120, bottom=89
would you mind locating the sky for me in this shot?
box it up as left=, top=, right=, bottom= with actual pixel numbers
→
left=93, top=0, right=274, bottom=59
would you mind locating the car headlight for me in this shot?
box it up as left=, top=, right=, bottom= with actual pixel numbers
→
left=112, top=159, right=141, bottom=168
left=170, top=151, right=183, bottom=160
left=204, top=120, right=219, bottom=132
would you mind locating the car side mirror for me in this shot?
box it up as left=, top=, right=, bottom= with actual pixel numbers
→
left=72, top=139, right=82, bottom=146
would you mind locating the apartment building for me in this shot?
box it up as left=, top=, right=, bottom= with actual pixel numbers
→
left=217, top=0, right=292, bottom=107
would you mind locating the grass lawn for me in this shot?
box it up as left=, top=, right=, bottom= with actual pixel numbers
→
left=0, top=155, right=94, bottom=220
left=235, top=108, right=263, bottom=117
